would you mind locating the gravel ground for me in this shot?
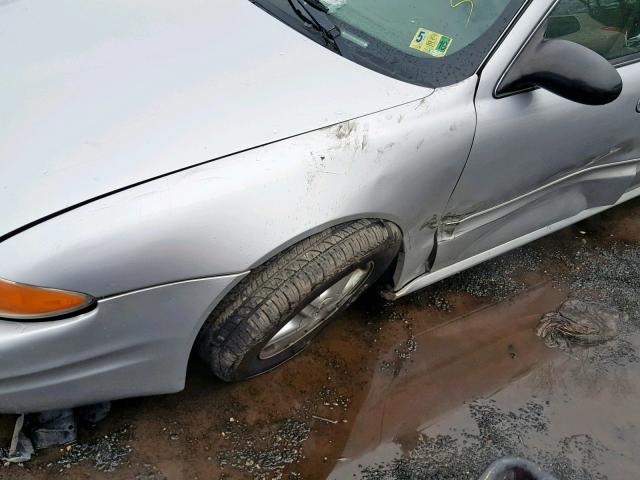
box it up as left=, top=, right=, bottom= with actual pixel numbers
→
left=47, top=426, right=133, bottom=474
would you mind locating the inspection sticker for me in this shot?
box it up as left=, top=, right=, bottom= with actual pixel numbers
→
left=410, top=28, right=453, bottom=58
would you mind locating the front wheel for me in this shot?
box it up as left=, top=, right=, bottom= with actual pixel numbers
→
left=196, top=219, right=402, bottom=382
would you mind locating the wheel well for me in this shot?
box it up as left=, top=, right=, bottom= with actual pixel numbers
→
left=187, top=218, right=405, bottom=359
left=194, top=218, right=404, bottom=381
left=246, top=216, right=406, bottom=281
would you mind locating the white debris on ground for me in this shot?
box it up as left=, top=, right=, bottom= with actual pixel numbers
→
left=0, top=415, right=33, bottom=465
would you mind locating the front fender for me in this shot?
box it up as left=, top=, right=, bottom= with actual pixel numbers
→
left=0, top=78, right=477, bottom=298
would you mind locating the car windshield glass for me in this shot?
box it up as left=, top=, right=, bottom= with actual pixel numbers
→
left=328, top=0, right=512, bottom=56
left=254, top=0, right=529, bottom=87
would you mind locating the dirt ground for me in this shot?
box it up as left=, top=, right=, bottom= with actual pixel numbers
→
left=2, top=198, right=640, bottom=480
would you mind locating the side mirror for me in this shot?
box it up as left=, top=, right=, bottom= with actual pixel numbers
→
left=496, top=28, right=623, bottom=105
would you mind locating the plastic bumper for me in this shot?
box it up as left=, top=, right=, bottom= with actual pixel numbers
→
left=0, top=273, right=246, bottom=413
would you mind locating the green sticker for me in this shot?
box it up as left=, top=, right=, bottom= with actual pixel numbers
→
left=410, top=28, right=453, bottom=58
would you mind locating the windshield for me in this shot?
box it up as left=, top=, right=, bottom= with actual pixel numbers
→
left=253, top=0, right=530, bottom=87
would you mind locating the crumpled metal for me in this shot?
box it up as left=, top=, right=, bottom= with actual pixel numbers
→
left=26, top=409, right=77, bottom=450
left=1, top=402, right=111, bottom=463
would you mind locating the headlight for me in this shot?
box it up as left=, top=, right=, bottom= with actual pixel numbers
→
left=0, top=278, right=96, bottom=321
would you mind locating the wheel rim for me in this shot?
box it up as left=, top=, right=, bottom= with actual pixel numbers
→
left=259, top=263, right=373, bottom=360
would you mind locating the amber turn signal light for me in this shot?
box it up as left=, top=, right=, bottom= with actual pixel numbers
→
left=0, top=278, right=95, bottom=320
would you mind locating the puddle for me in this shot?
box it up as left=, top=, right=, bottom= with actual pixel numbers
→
left=337, top=280, right=567, bottom=461
left=337, top=331, right=640, bottom=479
left=1, top=197, right=640, bottom=480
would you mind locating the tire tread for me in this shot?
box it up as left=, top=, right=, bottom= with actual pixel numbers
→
left=197, top=219, right=401, bottom=381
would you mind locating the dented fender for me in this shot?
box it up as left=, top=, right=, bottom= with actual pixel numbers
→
left=0, top=78, right=478, bottom=298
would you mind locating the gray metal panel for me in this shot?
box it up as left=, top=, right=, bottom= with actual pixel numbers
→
left=435, top=0, right=640, bottom=268
left=0, top=0, right=430, bottom=238
left=387, top=185, right=640, bottom=299
left=0, top=274, right=245, bottom=413
left=0, top=80, right=478, bottom=297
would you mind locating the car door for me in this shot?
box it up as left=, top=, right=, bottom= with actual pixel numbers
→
left=433, top=0, right=640, bottom=269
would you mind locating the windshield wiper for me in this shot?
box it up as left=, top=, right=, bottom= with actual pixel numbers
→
left=301, top=0, right=330, bottom=14
left=286, top=0, right=342, bottom=52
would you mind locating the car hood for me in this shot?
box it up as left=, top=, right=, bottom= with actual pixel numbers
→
left=0, top=0, right=431, bottom=239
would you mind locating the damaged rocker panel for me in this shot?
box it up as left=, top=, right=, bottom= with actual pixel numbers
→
left=384, top=174, right=640, bottom=301
left=437, top=157, right=640, bottom=241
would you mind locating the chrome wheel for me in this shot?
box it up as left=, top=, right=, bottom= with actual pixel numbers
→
left=259, top=263, right=373, bottom=360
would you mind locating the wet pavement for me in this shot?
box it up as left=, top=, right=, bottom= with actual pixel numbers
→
left=2, top=198, right=640, bottom=479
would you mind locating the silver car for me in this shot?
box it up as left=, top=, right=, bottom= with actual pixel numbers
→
left=1, top=0, right=639, bottom=413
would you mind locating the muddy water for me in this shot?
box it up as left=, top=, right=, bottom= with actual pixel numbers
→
left=337, top=280, right=567, bottom=460
left=2, top=198, right=640, bottom=480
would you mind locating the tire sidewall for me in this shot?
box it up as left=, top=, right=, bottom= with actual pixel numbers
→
left=231, top=238, right=399, bottom=380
